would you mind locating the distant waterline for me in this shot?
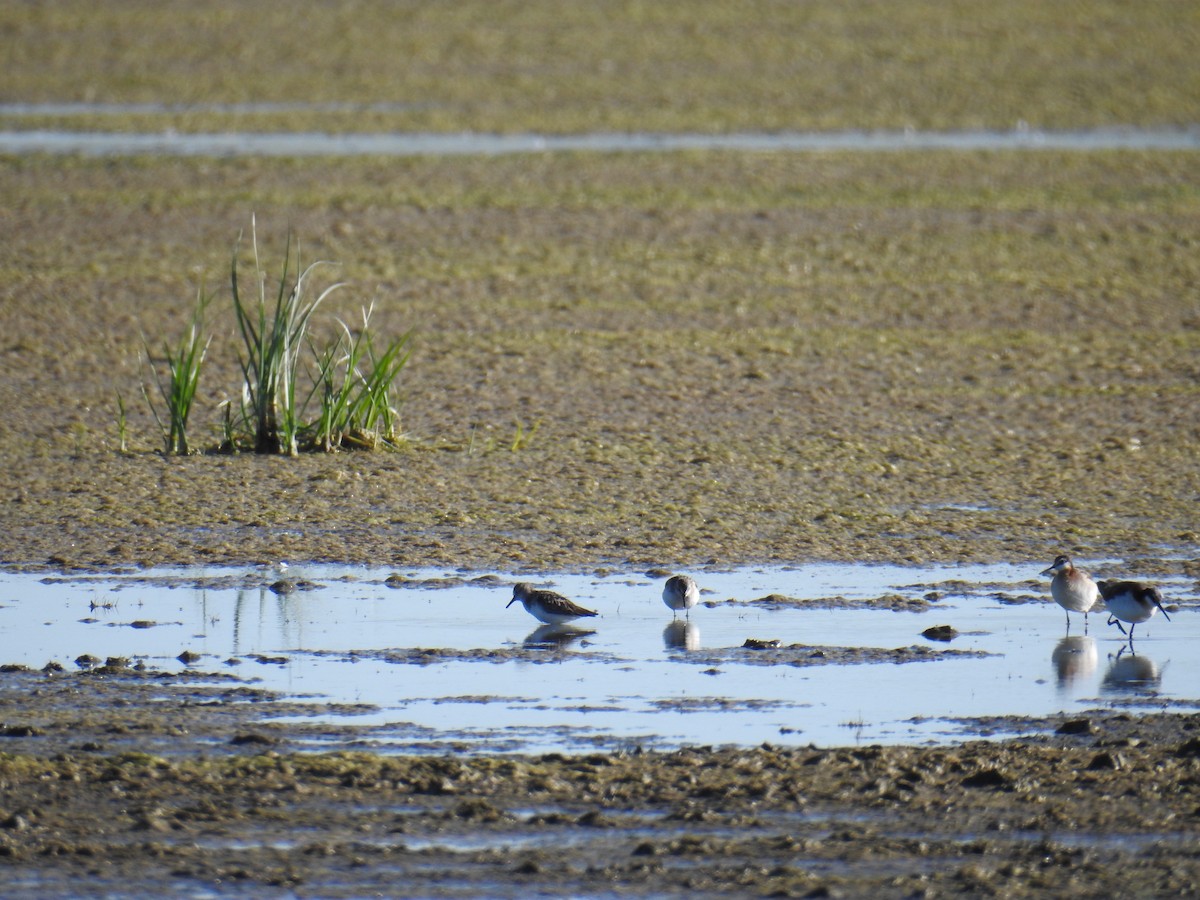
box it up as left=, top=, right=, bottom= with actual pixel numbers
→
left=1, top=126, right=1198, bottom=157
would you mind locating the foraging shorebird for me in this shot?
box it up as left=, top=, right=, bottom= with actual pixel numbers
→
left=1098, top=579, right=1171, bottom=644
left=661, top=574, right=700, bottom=619
left=507, top=582, right=598, bottom=625
left=1040, top=555, right=1102, bottom=631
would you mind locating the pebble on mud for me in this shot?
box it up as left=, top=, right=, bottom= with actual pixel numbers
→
left=743, top=638, right=781, bottom=650
left=921, top=625, right=959, bottom=642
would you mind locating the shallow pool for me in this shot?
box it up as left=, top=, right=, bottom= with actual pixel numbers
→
left=0, top=561, right=1194, bottom=753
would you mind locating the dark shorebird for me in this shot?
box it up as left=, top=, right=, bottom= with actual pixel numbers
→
left=507, top=582, right=598, bottom=625
left=1098, top=579, right=1171, bottom=644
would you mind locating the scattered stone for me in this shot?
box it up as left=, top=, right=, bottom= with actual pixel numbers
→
left=921, top=625, right=959, bottom=642
left=230, top=732, right=279, bottom=747
left=1088, top=751, right=1125, bottom=771
left=177, top=651, right=202, bottom=665
left=961, top=769, right=1011, bottom=789
left=1, top=813, right=30, bottom=831
left=0, top=725, right=44, bottom=737
left=1176, top=737, right=1200, bottom=757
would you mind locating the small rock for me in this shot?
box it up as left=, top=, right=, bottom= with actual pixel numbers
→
left=1057, top=718, right=1094, bottom=735
left=177, top=650, right=202, bottom=665
left=1176, top=737, right=1200, bottom=757
left=961, top=769, right=1011, bottom=789
left=921, top=625, right=958, bottom=642
left=1088, top=751, right=1125, bottom=771
left=74, top=654, right=101, bottom=668
left=743, top=638, right=781, bottom=650
left=0, top=725, right=44, bottom=738
left=230, top=732, right=279, bottom=746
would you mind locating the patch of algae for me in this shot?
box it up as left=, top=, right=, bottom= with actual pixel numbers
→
left=3, top=0, right=1199, bottom=133
left=1, top=150, right=1198, bottom=572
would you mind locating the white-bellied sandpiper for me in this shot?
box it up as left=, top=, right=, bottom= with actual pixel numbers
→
left=507, top=582, right=598, bottom=624
left=662, top=574, right=700, bottom=619
left=1098, top=579, right=1171, bottom=643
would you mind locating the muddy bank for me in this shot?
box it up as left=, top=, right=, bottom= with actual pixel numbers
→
left=0, top=667, right=1196, bottom=898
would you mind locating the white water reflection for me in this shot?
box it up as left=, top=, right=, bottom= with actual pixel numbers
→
left=2, top=127, right=1199, bottom=157
left=0, top=562, right=1194, bottom=753
left=0, top=101, right=430, bottom=117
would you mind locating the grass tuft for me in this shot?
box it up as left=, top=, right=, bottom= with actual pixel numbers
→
left=310, top=302, right=412, bottom=452
left=139, top=217, right=412, bottom=456
left=510, top=419, right=541, bottom=452
left=230, top=216, right=344, bottom=456
left=142, top=286, right=212, bottom=455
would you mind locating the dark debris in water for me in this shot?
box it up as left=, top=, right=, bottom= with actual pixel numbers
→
left=648, top=696, right=805, bottom=713
left=384, top=573, right=507, bottom=590
left=727, top=593, right=934, bottom=612
left=306, top=645, right=625, bottom=666
left=921, top=624, right=959, bottom=642
left=686, top=643, right=988, bottom=668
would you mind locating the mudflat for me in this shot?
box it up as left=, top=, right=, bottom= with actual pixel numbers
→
left=2, top=2, right=1199, bottom=896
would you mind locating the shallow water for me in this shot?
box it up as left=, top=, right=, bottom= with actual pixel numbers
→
left=2, top=127, right=1199, bottom=157
left=1, top=562, right=1194, bottom=753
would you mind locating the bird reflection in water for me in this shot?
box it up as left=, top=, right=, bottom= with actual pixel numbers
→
left=1051, top=635, right=1098, bottom=689
left=1101, top=647, right=1164, bottom=694
left=523, top=623, right=595, bottom=649
left=663, top=619, right=700, bottom=651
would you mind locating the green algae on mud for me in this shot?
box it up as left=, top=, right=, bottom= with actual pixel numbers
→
left=4, top=0, right=1199, bottom=134
left=1, top=150, right=1198, bottom=572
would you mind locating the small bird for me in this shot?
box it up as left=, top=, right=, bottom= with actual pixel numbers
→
left=507, top=582, right=598, bottom=625
left=662, top=574, right=700, bottom=619
left=1040, top=555, right=1102, bottom=630
left=1098, top=579, right=1171, bottom=643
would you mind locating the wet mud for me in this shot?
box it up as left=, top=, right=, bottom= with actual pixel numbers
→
left=1, top=664, right=1198, bottom=898
left=4, top=5, right=1200, bottom=894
